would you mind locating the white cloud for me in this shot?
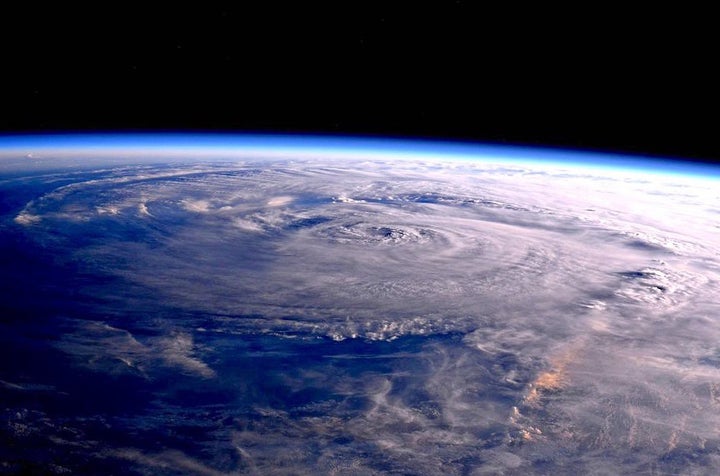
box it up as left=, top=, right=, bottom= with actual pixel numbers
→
left=14, top=212, right=41, bottom=225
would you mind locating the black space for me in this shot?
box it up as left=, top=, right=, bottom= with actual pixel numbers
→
left=2, top=4, right=719, bottom=163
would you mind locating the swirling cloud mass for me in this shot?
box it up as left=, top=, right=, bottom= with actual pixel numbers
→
left=1, top=150, right=720, bottom=474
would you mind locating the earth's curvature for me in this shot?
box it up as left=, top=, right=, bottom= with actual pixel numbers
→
left=1, top=135, right=720, bottom=474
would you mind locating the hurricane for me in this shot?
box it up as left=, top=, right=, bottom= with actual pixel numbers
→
left=1, top=135, right=719, bottom=474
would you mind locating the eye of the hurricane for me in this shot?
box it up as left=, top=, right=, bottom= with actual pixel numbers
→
left=321, top=223, right=437, bottom=245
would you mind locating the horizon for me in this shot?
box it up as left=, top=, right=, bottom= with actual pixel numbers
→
left=1, top=132, right=719, bottom=180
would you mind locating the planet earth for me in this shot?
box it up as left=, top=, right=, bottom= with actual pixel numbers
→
left=1, top=134, right=719, bottom=474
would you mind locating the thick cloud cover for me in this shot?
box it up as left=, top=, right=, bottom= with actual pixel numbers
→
left=2, top=157, right=720, bottom=474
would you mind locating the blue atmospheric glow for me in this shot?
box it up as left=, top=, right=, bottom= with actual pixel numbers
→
left=0, top=132, right=717, bottom=179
